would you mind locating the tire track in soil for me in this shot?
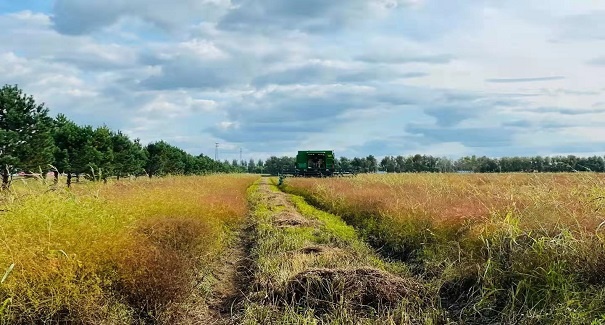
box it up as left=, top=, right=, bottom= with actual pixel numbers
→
left=202, top=234, right=250, bottom=324
left=199, top=192, right=257, bottom=324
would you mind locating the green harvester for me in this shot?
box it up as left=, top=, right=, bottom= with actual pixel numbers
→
left=294, top=150, right=336, bottom=177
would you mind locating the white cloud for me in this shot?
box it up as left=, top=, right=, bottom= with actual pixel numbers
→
left=1, top=1, right=604, bottom=159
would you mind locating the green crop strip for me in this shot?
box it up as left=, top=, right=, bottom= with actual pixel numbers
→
left=238, top=178, right=441, bottom=324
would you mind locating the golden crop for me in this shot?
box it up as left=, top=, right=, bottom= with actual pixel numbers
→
left=0, top=175, right=256, bottom=323
left=284, top=173, right=605, bottom=322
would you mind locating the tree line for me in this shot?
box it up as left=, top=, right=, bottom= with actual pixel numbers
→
left=259, top=153, right=605, bottom=175
left=377, top=154, right=605, bottom=173
left=0, top=85, right=243, bottom=189
left=3, top=84, right=604, bottom=189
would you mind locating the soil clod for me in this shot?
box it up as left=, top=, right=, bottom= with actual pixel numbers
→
left=274, top=211, right=318, bottom=227
left=291, top=245, right=344, bottom=255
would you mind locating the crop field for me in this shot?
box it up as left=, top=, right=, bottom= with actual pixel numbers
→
left=0, top=175, right=256, bottom=324
left=282, top=173, right=605, bottom=324
left=2, top=173, right=605, bottom=324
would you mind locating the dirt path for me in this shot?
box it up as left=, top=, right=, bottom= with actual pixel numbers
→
left=194, top=177, right=431, bottom=324
left=202, top=231, right=251, bottom=324
left=233, top=177, right=431, bottom=323
left=196, top=200, right=256, bottom=324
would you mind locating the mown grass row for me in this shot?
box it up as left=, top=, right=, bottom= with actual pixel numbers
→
left=239, top=178, right=441, bottom=324
left=0, top=175, right=256, bottom=324
left=282, top=173, right=605, bottom=324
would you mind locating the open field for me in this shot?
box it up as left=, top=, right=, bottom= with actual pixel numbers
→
left=0, top=175, right=256, bottom=324
left=281, top=173, right=605, bottom=324
left=3, top=173, right=605, bottom=324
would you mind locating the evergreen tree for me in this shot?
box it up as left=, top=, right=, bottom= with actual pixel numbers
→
left=0, top=85, right=54, bottom=189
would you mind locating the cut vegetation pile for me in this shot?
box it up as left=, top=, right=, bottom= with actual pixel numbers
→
left=0, top=175, right=256, bottom=324
left=283, top=173, right=605, bottom=324
left=283, top=267, right=421, bottom=312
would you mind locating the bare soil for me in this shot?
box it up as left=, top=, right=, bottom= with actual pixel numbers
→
left=203, top=234, right=250, bottom=324
left=274, top=211, right=319, bottom=227
left=198, top=222, right=255, bottom=324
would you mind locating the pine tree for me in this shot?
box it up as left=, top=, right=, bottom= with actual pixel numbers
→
left=0, top=85, right=54, bottom=189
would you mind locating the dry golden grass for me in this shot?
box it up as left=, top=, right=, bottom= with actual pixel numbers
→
left=283, top=173, right=605, bottom=323
left=0, top=175, right=256, bottom=324
left=287, top=173, right=605, bottom=234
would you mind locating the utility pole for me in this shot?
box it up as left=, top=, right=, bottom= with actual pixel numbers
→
left=215, top=143, right=219, bottom=161
left=240, top=148, right=243, bottom=165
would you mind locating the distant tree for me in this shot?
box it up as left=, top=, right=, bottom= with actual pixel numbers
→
left=531, top=156, right=544, bottom=172
left=585, top=156, right=605, bottom=172
left=455, top=155, right=478, bottom=172
left=194, top=154, right=214, bottom=174
left=164, top=147, right=187, bottom=175
left=394, top=155, right=405, bottom=172
left=51, top=114, right=93, bottom=186
left=263, top=156, right=295, bottom=175
left=111, top=131, right=146, bottom=179
left=338, top=157, right=351, bottom=172
left=350, top=157, right=362, bottom=173
left=144, top=141, right=168, bottom=178
left=436, top=156, right=456, bottom=173
left=477, top=156, right=499, bottom=173
left=52, top=114, right=75, bottom=180
left=380, top=156, right=397, bottom=172
left=183, top=154, right=198, bottom=175
left=256, top=159, right=264, bottom=174
left=248, top=158, right=256, bottom=173
left=71, top=125, right=98, bottom=181
left=0, top=85, right=54, bottom=189
left=365, top=155, right=377, bottom=173
left=89, top=126, right=114, bottom=181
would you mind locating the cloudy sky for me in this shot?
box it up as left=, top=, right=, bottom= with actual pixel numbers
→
left=1, top=0, right=605, bottom=160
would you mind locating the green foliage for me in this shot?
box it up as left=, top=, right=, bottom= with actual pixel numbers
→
left=111, top=132, right=146, bottom=178
left=242, top=179, right=436, bottom=323
left=1, top=84, right=241, bottom=182
left=0, top=84, right=54, bottom=173
left=282, top=154, right=605, bottom=174
left=264, top=156, right=296, bottom=175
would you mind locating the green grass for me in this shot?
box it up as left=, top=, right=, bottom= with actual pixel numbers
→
left=239, top=178, right=441, bottom=324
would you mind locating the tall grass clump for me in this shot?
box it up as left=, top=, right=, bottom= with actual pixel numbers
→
left=0, top=175, right=256, bottom=324
left=283, top=173, right=605, bottom=323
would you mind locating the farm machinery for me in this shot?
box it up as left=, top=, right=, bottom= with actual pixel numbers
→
left=280, top=150, right=355, bottom=177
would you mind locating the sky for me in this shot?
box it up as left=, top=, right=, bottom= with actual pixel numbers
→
left=1, top=0, right=605, bottom=161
